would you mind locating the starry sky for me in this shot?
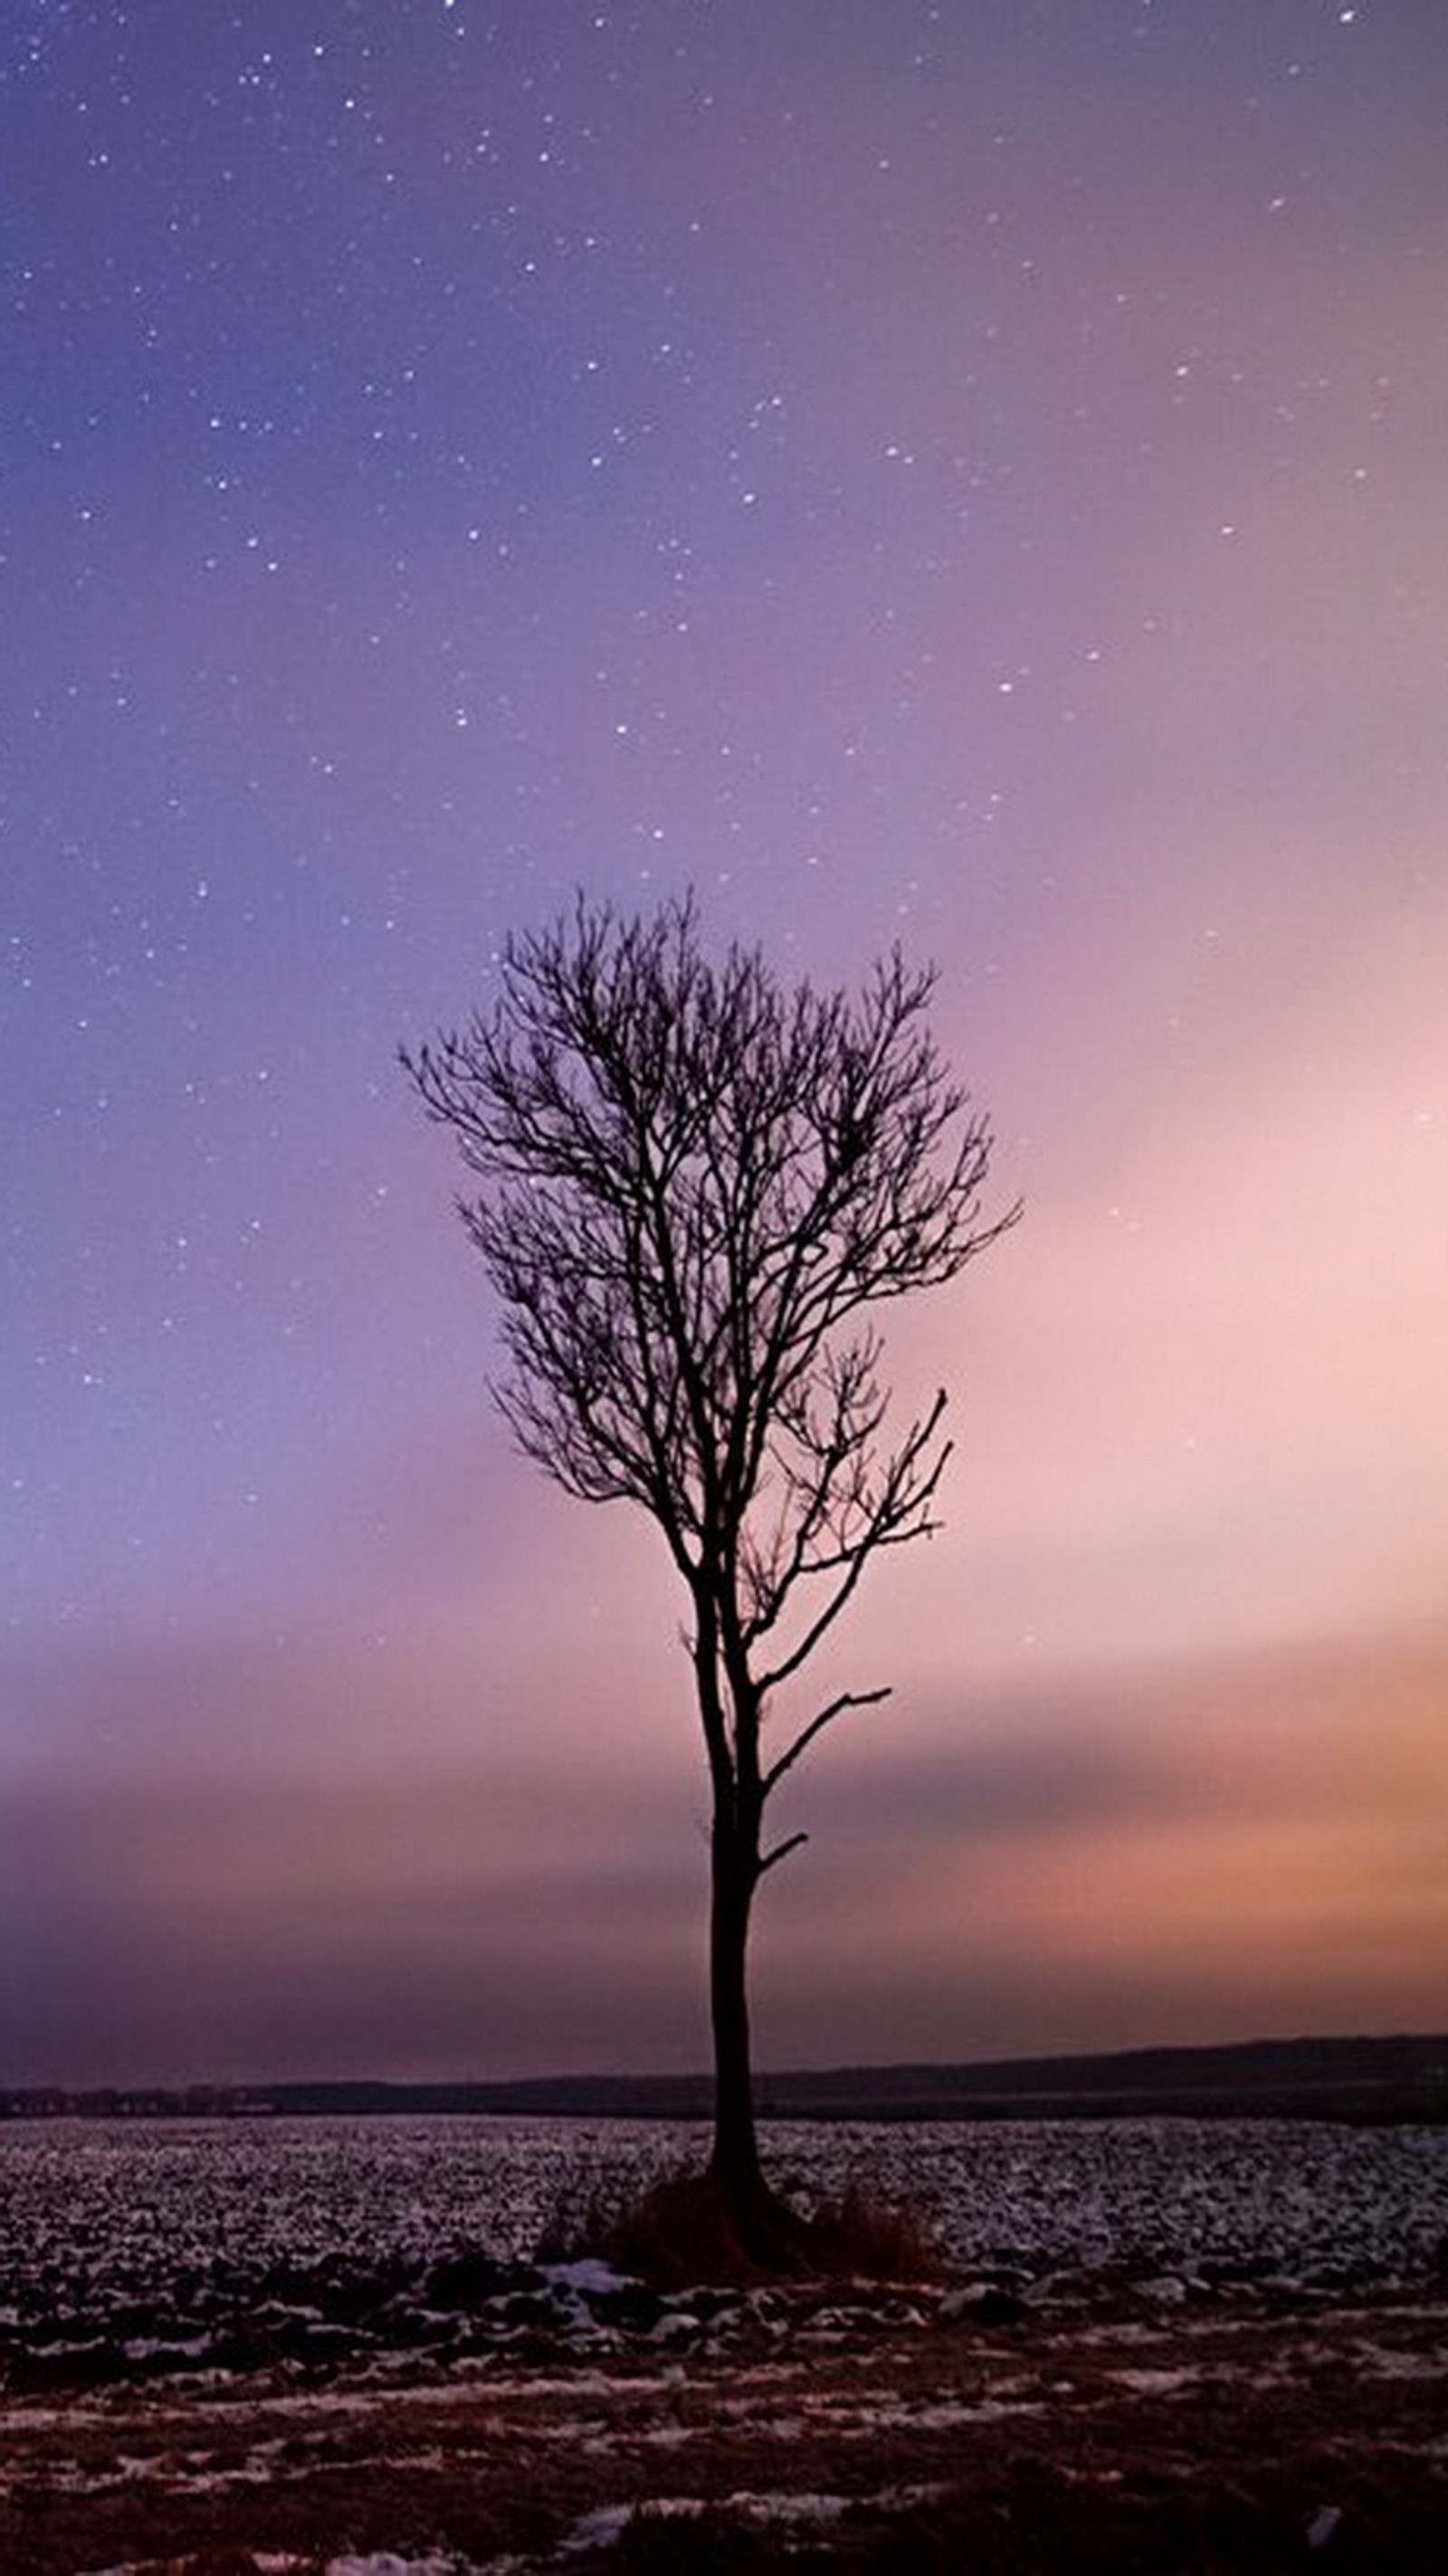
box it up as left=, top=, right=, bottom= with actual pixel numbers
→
left=4, top=0, right=1446, bottom=2090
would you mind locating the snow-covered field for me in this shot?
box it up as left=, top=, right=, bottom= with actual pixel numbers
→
left=4, top=2116, right=1448, bottom=2571
left=2, top=2111, right=1446, bottom=2391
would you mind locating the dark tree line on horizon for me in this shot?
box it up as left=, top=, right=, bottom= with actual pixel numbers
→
left=9, top=2035, right=1446, bottom=2129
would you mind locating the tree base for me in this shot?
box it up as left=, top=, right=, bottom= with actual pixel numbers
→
left=596, top=2163, right=939, bottom=2290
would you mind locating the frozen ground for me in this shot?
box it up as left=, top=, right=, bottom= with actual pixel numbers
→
left=2, top=2111, right=1446, bottom=2388
left=2, top=2115, right=1446, bottom=2569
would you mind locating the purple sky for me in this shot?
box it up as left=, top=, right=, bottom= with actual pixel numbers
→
left=4, top=0, right=1445, bottom=2088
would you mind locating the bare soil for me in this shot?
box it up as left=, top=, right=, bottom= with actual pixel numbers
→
left=3, top=2284, right=1445, bottom=2572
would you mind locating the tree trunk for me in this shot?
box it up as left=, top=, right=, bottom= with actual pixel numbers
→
left=708, top=1818, right=766, bottom=2207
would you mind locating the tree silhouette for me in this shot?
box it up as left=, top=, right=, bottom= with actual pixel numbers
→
left=403, top=895, right=1017, bottom=2236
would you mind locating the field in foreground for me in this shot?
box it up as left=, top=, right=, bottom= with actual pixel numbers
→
left=3, top=2114, right=1446, bottom=2569
left=4, top=2276, right=1447, bottom=2571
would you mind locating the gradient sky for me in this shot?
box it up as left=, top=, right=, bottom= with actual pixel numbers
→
left=4, top=0, right=1445, bottom=2088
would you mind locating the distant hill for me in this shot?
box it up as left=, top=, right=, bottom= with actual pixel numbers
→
left=5, top=2031, right=1444, bottom=2123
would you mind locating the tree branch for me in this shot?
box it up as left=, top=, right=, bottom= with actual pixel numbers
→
left=758, top=1830, right=809, bottom=1876
left=762, top=1685, right=891, bottom=1799
left=403, top=895, right=1018, bottom=1914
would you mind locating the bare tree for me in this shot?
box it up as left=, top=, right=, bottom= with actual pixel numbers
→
left=402, top=895, right=1017, bottom=2230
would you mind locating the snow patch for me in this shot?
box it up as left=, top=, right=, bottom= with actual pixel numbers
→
left=326, top=2556, right=470, bottom=2574
left=563, top=2487, right=855, bottom=2552
left=561, top=2503, right=636, bottom=2554
left=540, top=2258, right=636, bottom=2297
left=1111, top=2365, right=1201, bottom=2394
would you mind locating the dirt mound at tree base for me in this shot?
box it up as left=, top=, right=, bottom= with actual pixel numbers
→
left=576, top=2167, right=943, bottom=2289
